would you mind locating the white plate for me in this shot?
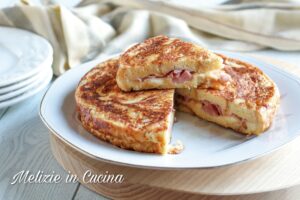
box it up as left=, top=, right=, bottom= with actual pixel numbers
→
left=0, top=27, right=53, bottom=87
left=40, top=52, right=300, bottom=169
left=0, top=67, right=53, bottom=109
left=0, top=70, right=41, bottom=95
left=0, top=67, right=52, bottom=101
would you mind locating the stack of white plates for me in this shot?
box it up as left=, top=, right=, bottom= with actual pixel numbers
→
left=0, top=27, right=53, bottom=109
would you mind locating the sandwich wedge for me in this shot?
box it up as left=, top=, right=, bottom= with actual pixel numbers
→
left=116, top=35, right=224, bottom=91
left=176, top=54, right=280, bottom=135
left=75, top=58, right=175, bottom=154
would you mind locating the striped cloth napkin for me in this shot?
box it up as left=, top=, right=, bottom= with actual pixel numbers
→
left=0, top=0, right=299, bottom=75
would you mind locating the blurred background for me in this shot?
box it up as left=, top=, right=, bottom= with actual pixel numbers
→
left=1, top=0, right=300, bottom=75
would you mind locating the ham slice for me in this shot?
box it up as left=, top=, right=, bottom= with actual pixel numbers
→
left=167, top=69, right=193, bottom=83
left=141, top=69, right=193, bottom=83
left=201, top=100, right=222, bottom=116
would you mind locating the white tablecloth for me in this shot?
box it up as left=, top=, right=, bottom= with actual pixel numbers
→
left=0, top=0, right=299, bottom=75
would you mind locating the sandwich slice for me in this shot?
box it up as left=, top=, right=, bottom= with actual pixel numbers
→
left=75, top=58, right=176, bottom=154
left=116, top=35, right=224, bottom=91
left=176, top=54, right=280, bottom=135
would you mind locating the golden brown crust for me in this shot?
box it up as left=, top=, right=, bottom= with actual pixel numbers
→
left=121, top=35, right=220, bottom=70
left=78, top=108, right=166, bottom=153
left=117, top=35, right=223, bottom=91
left=75, top=58, right=174, bottom=154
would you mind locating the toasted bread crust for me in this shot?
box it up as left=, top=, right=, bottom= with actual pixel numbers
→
left=117, top=35, right=223, bottom=91
left=77, top=106, right=167, bottom=153
left=75, top=58, right=174, bottom=154
left=176, top=54, right=280, bottom=135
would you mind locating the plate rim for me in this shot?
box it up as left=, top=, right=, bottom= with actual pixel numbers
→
left=0, top=70, right=41, bottom=94
left=0, top=67, right=53, bottom=109
left=40, top=51, right=300, bottom=170
left=0, top=66, right=52, bottom=102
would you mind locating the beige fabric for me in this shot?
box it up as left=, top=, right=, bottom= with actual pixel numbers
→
left=0, top=0, right=299, bottom=75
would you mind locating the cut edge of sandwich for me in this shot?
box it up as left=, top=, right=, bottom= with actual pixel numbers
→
left=175, top=55, right=280, bottom=135
left=176, top=87, right=280, bottom=135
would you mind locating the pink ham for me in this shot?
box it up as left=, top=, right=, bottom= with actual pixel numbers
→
left=167, top=69, right=193, bottom=83
left=141, top=69, right=193, bottom=83
left=201, top=100, right=222, bottom=116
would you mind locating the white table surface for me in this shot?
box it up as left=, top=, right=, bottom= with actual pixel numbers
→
left=0, top=84, right=108, bottom=200
left=0, top=50, right=299, bottom=200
